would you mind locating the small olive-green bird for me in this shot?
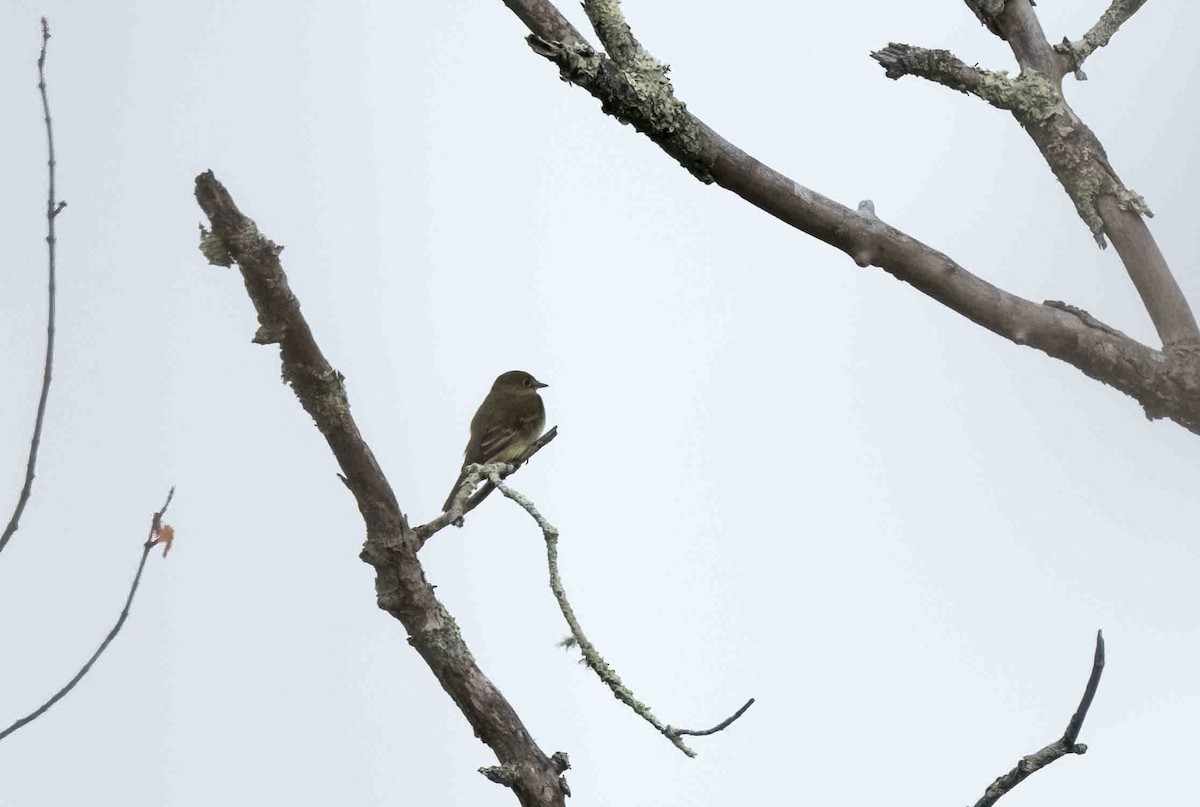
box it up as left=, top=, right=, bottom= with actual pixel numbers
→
left=441, top=370, right=548, bottom=512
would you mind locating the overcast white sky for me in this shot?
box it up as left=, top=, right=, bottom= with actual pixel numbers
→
left=3, top=1, right=1200, bottom=805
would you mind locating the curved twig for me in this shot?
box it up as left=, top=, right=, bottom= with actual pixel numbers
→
left=490, top=471, right=754, bottom=757
left=972, top=631, right=1106, bottom=807
left=1062, top=630, right=1106, bottom=747
left=670, top=698, right=756, bottom=738
left=1, top=18, right=64, bottom=556
left=0, top=488, right=175, bottom=741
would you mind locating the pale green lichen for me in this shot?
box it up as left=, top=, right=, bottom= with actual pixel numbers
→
left=976, top=69, right=1118, bottom=243
left=565, top=0, right=710, bottom=182
left=197, top=224, right=232, bottom=267
left=1044, top=144, right=1108, bottom=244
left=975, top=69, right=1062, bottom=122
left=1072, top=190, right=1107, bottom=247
left=1116, top=187, right=1154, bottom=217
left=1009, top=71, right=1064, bottom=122
left=583, top=0, right=638, bottom=64
left=553, top=42, right=604, bottom=85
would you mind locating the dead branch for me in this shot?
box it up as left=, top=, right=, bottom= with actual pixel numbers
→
left=973, top=631, right=1106, bottom=807
left=1055, top=0, right=1149, bottom=78
left=194, top=171, right=569, bottom=807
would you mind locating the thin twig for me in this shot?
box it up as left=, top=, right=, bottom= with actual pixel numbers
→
left=415, top=426, right=558, bottom=548
left=671, top=698, right=756, bottom=737
left=0, top=487, right=175, bottom=741
left=491, top=472, right=754, bottom=757
left=1063, top=630, right=1106, bottom=747
left=1, top=18, right=63, bottom=556
left=972, top=631, right=1106, bottom=807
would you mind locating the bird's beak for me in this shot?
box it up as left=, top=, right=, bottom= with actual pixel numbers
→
left=535, top=380, right=549, bottom=389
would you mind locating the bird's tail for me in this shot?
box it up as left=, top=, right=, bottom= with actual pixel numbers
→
left=442, top=467, right=470, bottom=512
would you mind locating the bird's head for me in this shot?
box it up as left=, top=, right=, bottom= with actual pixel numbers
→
left=493, top=370, right=548, bottom=393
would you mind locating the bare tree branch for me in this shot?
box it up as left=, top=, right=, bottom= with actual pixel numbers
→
left=502, top=0, right=585, bottom=47
left=945, top=0, right=1200, bottom=349
left=0, top=488, right=175, bottom=741
left=965, top=0, right=1065, bottom=78
left=1055, top=0, right=1149, bottom=78
left=962, top=0, right=1007, bottom=39
left=490, top=471, right=754, bottom=757
left=194, top=172, right=569, bottom=807
left=973, top=631, right=1106, bottom=807
left=498, top=0, right=1200, bottom=434
left=2, top=18, right=65, bottom=556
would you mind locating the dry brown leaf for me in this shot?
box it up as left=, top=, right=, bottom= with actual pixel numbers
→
left=155, top=524, right=176, bottom=557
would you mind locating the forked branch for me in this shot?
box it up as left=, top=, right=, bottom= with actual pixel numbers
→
left=1055, top=0, right=1149, bottom=78
left=945, top=0, right=1199, bottom=348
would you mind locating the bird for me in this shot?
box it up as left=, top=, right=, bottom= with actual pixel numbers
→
left=442, top=370, right=548, bottom=512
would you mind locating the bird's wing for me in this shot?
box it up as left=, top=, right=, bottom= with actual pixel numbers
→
left=467, top=394, right=542, bottom=463
left=475, top=417, right=532, bottom=461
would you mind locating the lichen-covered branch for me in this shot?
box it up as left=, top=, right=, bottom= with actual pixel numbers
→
left=972, top=631, right=1106, bottom=807
left=194, top=172, right=568, bottom=807
left=489, top=471, right=754, bottom=757
left=871, top=44, right=1060, bottom=119
left=871, top=41, right=1142, bottom=247
left=870, top=40, right=1156, bottom=256
left=524, top=34, right=710, bottom=182
left=945, top=0, right=1200, bottom=348
left=500, top=0, right=1200, bottom=433
left=580, top=0, right=640, bottom=65
left=1054, top=0, right=1149, bottom=78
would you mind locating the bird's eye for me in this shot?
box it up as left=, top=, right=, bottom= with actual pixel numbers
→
left=523, top=378, right=532, bottom=387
